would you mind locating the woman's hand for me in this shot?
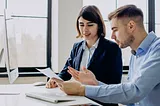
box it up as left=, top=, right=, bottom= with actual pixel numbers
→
left=46, top=78, right=58, bottom=88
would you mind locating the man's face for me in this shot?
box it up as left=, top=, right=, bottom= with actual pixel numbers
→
left=110, top=18, right=135, bottom=48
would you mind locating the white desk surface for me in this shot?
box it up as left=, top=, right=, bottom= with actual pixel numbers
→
left=0, top=84, right=100, bottom=106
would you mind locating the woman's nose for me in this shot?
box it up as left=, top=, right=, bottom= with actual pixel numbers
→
left=83, top=26, right=88, bottom=31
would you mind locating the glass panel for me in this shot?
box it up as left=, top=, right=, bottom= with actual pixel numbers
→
left=0, top=0, right=5, bottom=15
left=155, top=0, right=160, bottom=23
left=155, top=25, right=160, bottom=37
left=12, top=17, right=47, bottom=67
left=144, top=23, right=148, bottom=33
left=0, top=17, right=5, bottom=67
left=155, top=0, right=160, bottom=36
left=105, top=22, right=113, bottom=41
left=8, top=0, right=47, bottom=16
left=0, top=0, right=48, bottom=70
left=83, top=0, right=116, bottom=20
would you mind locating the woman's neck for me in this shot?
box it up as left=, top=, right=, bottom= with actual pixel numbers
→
left=86, top=37, right=99, bottom=48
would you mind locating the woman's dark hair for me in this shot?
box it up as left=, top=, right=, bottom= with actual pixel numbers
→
left=76, top=5, right=106, bottom=38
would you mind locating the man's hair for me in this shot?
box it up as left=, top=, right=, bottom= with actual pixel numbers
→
left=76, top=5, right=106, bottom=38
left=108, top=5, right=144, bottom=25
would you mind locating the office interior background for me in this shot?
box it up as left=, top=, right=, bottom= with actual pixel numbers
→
left=0, top=0, right=159, bottom=83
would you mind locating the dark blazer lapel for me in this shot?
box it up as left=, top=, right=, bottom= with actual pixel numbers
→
left=75, top=45, right=84, bottom=71
left=87, top=37, right=104, bottom=68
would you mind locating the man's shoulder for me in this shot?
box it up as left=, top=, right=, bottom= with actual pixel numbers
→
left=152, top=38, right=160, bottom=47
left=150, top=38, right=160, bottom=50
left=148, top=38, right=160, bottom=55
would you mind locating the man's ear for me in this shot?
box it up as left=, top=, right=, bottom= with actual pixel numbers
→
left=128, top=20, right=136, bottom=32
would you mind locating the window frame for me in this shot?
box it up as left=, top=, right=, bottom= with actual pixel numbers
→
left=0, top=0, right=52, bottom=77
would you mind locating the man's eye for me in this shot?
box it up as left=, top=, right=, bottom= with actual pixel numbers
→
left=113, top=29, right=117, bottom=32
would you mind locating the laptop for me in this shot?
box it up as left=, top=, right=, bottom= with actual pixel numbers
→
left=25, top=92, right=75, bottom=103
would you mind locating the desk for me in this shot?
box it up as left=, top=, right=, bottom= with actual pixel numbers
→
left=0, top=84, right=100, bottom=106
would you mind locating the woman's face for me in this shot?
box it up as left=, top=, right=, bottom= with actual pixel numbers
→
left=78, top=17, right=98, bottom=41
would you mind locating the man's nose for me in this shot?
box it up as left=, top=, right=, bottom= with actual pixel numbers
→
left=111, top=32, right=116, bottom=39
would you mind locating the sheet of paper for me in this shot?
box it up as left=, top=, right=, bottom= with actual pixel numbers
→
left=36, top=68, right=63, bottom=81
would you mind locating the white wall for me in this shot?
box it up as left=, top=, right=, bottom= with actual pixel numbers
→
left=52, top=0, right=83, bottom=72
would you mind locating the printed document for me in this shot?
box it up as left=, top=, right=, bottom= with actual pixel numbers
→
left=36, top=68, right=62, bottom=81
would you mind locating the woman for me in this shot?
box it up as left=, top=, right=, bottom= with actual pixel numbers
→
left=46, top=5, right=122, bottom=106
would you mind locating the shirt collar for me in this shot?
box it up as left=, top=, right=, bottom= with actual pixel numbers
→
left=136, top=31, right=156, bottom=55
left=82, top=38, right=100, bottom=50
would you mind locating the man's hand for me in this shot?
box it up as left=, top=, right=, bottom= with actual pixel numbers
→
left=56, top=80, right=85, bottom=96
left=67, top=66, right=98, bottom=85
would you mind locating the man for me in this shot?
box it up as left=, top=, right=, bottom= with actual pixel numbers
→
left=55, top=5, right=160, bottom=106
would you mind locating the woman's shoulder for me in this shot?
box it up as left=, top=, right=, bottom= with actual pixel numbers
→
left=71, top=40, right=85, bottom=50
left=73, top=40, right=84, bottom=47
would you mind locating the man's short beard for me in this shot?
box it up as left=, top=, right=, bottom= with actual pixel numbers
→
left=121, top=35, right=135, bottom=48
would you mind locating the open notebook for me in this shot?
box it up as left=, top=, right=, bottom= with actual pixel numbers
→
left=25, top=92, right=75, bottom=103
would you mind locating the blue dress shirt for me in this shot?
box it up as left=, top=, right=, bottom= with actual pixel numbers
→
left=85, top=32, right=160, bottom=106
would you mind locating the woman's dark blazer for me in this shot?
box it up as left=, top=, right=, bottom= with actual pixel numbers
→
left=58, top=37, right=122, bottom=106
left=59, top=36, right=122, bottom=84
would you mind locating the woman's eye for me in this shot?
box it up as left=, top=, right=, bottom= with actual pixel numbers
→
left=79, top=24, right=84, bottom=27
left=88, top=24, right=94, bottom=26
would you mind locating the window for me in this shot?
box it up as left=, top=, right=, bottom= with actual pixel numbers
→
left=0, top=0, right=51, bottom=75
